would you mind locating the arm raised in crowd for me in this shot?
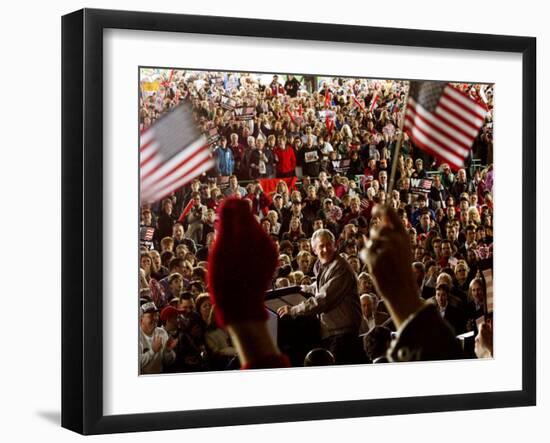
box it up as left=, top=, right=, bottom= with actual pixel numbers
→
left=364, top=205, right=424, bottom=327
left=365, top=206, right=463, bottom=361
left=207, top=198, right=290, bottom=368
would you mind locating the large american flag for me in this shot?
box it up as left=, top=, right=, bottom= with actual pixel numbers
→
left=404, top=81, right=488, bottom=171
left=140, top=102, right=215, bottom=203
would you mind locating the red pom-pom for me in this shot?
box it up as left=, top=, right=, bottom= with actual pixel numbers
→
left=208, top=198, right=278, bottom=326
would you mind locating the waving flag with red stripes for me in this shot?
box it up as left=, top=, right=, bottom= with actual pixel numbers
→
left=140, top=102, right=215, bottom=203
left=285, top=105, right=297, bottom=125
left=324, top=88, right=331, bottom=108
left=369, top=93, right=379, bottom=112
left=352, top=95, right=367, bottom=113
left=404, top=81, right=488, bottom=171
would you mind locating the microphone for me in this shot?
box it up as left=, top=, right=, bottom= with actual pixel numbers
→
left=271, top=264, right=293, bottom=291
left=277, top=265, right=292, bottom=278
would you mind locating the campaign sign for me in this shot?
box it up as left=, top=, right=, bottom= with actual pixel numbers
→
left=206, top=127, right=220, bottom=145
left=332, top=158, right=351, bottom=174
left=234, top=106, right=256, bottom=120
left=410, top=178, right=433, bottom=195
left=220, top=95, right=237, bottom=110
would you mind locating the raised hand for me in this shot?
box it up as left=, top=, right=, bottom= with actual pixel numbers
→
left=364, top=205, right=423, bottom=327
left=475, top=321, right=493, bottom=358
left=208, top=198, right=278, bottom=327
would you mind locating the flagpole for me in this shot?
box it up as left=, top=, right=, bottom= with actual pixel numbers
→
left=387, top=82, right=410, bottom=196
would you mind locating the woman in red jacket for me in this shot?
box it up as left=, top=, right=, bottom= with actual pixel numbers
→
left=273, top=135, right=296, bottom=178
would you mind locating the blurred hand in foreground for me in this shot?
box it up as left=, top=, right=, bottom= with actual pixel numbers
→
left=364, top=205, right=424, bottom=328
left=208, top=198, right=278, bottom=327
left=207, top=198, right=283, bottom=367
left=475, top=321, right=493, bottom=358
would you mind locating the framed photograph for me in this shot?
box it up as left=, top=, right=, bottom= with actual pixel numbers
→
left=62, top=8, right=536, bottom=435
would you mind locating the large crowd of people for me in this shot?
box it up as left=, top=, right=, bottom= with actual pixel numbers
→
left=138, top=70, right=494, bottom=374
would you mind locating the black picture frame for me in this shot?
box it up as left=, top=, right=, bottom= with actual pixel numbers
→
left=61, top=8, right=536, bottom=435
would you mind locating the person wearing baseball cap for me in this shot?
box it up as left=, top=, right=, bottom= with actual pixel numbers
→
left=160, top=305, right=181, bottom=335
left=139, top=299, right=177, bottom=374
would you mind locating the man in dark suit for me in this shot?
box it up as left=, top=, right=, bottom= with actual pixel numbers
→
left=359, top=293, right=390, bottom=334
left=412, top=261, right=435, bottom=300
left=435, top=283, right=466, bottom=336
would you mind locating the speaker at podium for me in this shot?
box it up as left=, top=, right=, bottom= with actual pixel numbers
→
left=265, top=286, right=321, bottom=367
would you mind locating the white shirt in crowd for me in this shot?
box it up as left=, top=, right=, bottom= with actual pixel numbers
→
left=139, top=327, right=176, bottom=374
